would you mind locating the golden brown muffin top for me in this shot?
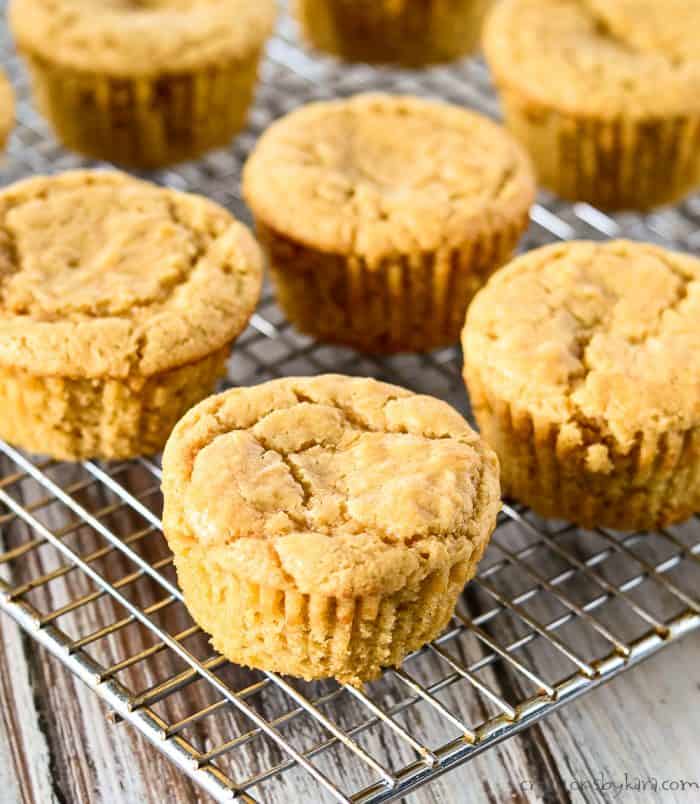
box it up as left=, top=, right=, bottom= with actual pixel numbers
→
left=0, top=171, right=263, bottom=378
left=463, top=241, right=700, bottom=455
left=0, top=69, right=14, bottom=147
left=9, top=0, right=276, bottom=75
left=242, top=93, right=535, bottom=262
left=484, top=0, right=700, bottom=118
left=162, top=375, right=501, bottom=597
left=586, top=0, right=699, bottom=63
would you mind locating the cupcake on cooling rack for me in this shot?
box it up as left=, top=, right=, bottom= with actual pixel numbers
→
left=483, top=0, right=700, bottom=210
left=0, top=170, right=263, bottom=460
left=162, top=375, right=501, bottom=685
left=243, top=93, right=535, bottom=354
left=0, top=69, right=14, bottom=151
left=9, top=0, right=276, bottom=167
left=294, top=0, right=492, bottom=67
left=462, top=240, right=700, bottom=532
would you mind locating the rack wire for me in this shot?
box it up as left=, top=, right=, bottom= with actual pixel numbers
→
left=1, top=6, right=700, bottom=804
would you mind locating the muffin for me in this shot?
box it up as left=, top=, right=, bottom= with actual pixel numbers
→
left=294, top=0, right=492, bottom=67
left=162, top=375, right=501, bottom=685
left=243, top=94, right=535, bottom=353
left=0, top=170, right=263, bottom=460
left=462, top=240, right=700, bottom=531
left=483, top=0, right=700, bottom=210
left=9, top=0, right=276, bottom=168
left=0, top=69, right=14, bottom=151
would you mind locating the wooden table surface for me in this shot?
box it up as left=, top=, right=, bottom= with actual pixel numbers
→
left=1, top=4, right=699, bottom=800
left=0, top=450, right=698, bottom=804
left=1, top=609, right=697, bottom=804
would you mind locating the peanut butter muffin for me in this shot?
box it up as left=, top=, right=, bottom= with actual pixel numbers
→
left=294, top=0, right=492, bottom=67
left=243, top=94, right=535, bottom=353
left=9, top=0, right=276, bottom=167
left=162, top=375, right=501, bottom=684
left=462, top=240, right=700, bottom=531
left=0, top=170, right=263, bottom=460
left=0, top=69, right=14, bottom=151
left=484, top=0, right=700, bottom=210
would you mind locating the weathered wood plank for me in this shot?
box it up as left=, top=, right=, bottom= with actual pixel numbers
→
left=1, top=611, right=697, bottom=804
left=0, top=456, right=208, bottom=804
left=0, top=618, right=55, bottom=804
left=0, top=458, right=697, bottom=804
left=422, top=637, right=700, bottom=804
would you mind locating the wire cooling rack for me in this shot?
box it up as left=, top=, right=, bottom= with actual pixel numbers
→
left=1, top=7, right=700, bottom=804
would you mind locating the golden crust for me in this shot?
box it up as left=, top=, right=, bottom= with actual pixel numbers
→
left=162, top=375, right=500, bottom=683
left=8, top=0, right=277, bottom=76
left=463, top=240, right=700, bottom=444
left=162, top=375, right=501, bottom=598
left=484, top=0, right=700, bottom=208
left=242, top=93, right=535, bottom=261
left=243, top=93, right=534, bottom=351
left=484, top=0, right=700, bottom=120
left=462, top=240, right=700, bottom=530
left=585, top=0, right=699, bottom=63
left=10, top=1, right=272, bottom=166
left=0, top=170, right=263, bottom=378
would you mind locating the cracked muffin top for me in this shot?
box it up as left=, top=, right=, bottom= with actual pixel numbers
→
left=484, top=0, right=700, bottom=117
left=162, top=375, right=501, bottom=597
left=242, top=93, right=535, bottom=263
left=9, top=0, right=276, bottom=75
left=0, top=170, right=263, bottom=378
left=462, top=240, right=700, bottom=453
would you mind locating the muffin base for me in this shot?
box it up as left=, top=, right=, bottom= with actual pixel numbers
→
left=0, top=347, right=229, bottom=461
left=22, top=51, right=262, bottom=168
left=466, top=370, right=700, bottom=531
left=259, top=217, right=528, bottom=353
left=294, top=0, right=491, bottom=67
left=500, top=89, right=700, bottom=211
left=173, top=549, right=478, bottom=685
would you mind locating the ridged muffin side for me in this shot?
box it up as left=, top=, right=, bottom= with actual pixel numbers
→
left=0, top=170, right=263, bottom=460
left=9, top=0, right=276, bottom=167
left=255, top=215, right=528, bottom=354
left=484, top=0, right=700, bottom=210
left=0, top=349, right=229, bottom=461
left=243, top=94, right=535, bottom=354
left=173, top=548, right=479, bottom=685
left=162, top=375, right=501, bottom=685
left=294, top=0, right=492, bottom=67
left=462, top=240, right=700, bottom=531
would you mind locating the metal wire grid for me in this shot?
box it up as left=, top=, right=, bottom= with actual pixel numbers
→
left=1, top=7, right=700, bottom=804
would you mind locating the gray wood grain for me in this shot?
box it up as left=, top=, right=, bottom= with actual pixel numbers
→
left=0, top=607, right=697, bottom=804
left=0, top=452, right=698, bottom=804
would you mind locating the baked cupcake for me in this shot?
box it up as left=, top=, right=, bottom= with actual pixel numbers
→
left=294, top=0, right=492, bottom=67
left=243, top=93, right=535, bottom=353
left=462, top=240, right=700, bottom=531
left=0, top=170, right=263, bottom=460
left=483, top=0, right=700, bottom=210
left=0, top=69, right=15, bottom=151
left=162, top=375, right=501, bottom=685
left=9, top=0, right=276, bottom=168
